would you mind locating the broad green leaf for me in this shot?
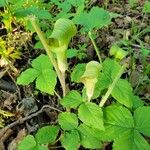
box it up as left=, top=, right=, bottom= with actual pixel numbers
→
left=35, top=68, right=57, bottom=95
left=61, top=130, right=80, bottom=150
left=100, top=105, right=134, bottom=141
left=0, top=0, right=6, bottom=7
left=102, top=59, right=122, bottom=80
left=32, top=145, right=48, bottom=150
left=17, top=68, right=39, bottom=85
left=67, top=48, right=78, bottom=58
left=61, top=90, right=83, bottom=108
left=134, top=106, right=150, bottom=137
left=132, top=96, right=144, bottom=109
left=73, top=7, right=111, bottom=31
left=71, top=64, right=86, bottom=83
left=78, top=102, right=104, bottom=130
left=111, top=79, right=133, bottom=108
left=113, top=130, right=150, bottom=150
left=143, top=1, right=150, bottom=13
left=78, top=124, right=102, bottom=149
left=17, top=135, right=36, bottom=150
left=31, top=54, right=52, bottom=69
left=14, top=7, right=52, bottom=19
left=58, top=112, right=78, bottom=130
left=67, top=0, right=85, bottom=7
left=35, top=125, right=59, bottom=144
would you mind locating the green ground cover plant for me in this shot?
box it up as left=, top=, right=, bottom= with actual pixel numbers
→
left=0, top=0, right=150, bottom=150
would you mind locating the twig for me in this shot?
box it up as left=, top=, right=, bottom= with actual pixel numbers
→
left=0, top=105, right=62, bottom=139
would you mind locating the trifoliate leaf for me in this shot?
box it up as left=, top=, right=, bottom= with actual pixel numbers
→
left=18, top=135, right=36, bottom=150
left=58, top=112, right=78, bottom=130
left=35, top=125, right=59, bottom=144
left=61, top=90, right=83, bottom=108
left=71, top=64, right=86, bottom=83
left=17, top=54, right=57, bottom=95
left=61, top=130, right=80, bottom=150
left=78, top=124, right=102, bottom=149
left=73, top=7, right=111, bottom=31
left=111, top=79, right=133, bottom=108
left=78, top=102, right=104, bottom=130
left=134, top=106, right=150, bottom=137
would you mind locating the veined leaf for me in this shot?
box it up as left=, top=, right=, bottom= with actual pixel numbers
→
left=18, top=135, right=36, bottom=150
left=111, top=79, right=133, bottom=108
left=61, top=130, right=80, bottom=150
left=71, top=63, right=86, bottom=83
left=73, top=7, right=111, bottom=31
left=78, top=102, right=104, bottom=130
left=134, top=106, right=150, bottom=137
left=78, top=124, right=102, bottom=149
left=100, top=105, right=134, bottom=141
left=61, top=90, right=84, bottom=108
left=58, top=112, right=78, bottom=130
left=113, top=130, right=150, bottom=150
left=35, top=125, right=59, bottom=144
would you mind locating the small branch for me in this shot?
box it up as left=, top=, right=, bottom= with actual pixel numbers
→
left=0, top=105, right=62, bottom=138
left=99, top=64, right=126, bottom=107
left=88, top=31, right=102, bottom=64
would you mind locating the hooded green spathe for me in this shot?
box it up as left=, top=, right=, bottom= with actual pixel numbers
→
left=49, top=18, right=77, bottom=73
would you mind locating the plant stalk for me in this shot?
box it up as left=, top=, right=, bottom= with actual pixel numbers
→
left=99, top=64, right=126, bottom=107
left=88, top=31, right=102, bottom=64
left=29, top=17, right=66, bottom=96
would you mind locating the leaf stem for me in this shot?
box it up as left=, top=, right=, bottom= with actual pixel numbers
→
left=99, top=64, right=126, bottom=107
left=88, top=31, right=102, bottom=64
left=29, top=16, right=66, bottom=96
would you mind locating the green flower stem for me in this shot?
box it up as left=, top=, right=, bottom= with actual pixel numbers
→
left=99, top=64, right=126, bottom=107
left=88, top=31, right=102, bottom=65
left=29, top=16, right=66, bottom=96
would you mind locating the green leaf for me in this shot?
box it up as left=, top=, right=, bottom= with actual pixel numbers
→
left=132, top=96, right=144, bottom=109
left=17, top=54, right=57, bottom=95
left=32, top=145, right=48, bottom=150
left=17, top=68, right=39, bottom=85
left=35, top=68, right=57, bottom=95
left=100, top=105, right=134, bottom=141
left=134, top=106, right=150, bottom=137
left=143, top=1, right=150, bottom=13
left=73, top=7, right=111, bottom=31
left=67, top=48, right=78, bottom=58
left=111, top=79, right=133, bottom=108
left=113, top=130, right=150, bottom=150
left=14, top=7, right=52, bottom=19
left=61, top=130, right=80, bottom=150
left=58, top=112, right=78, bottom=130
left=78, top=124, right=102, bottom=149
left=71, top=63, right=86, bottom=83
left=35, top=125, right=59, bottom=144
left=61, top=90, right=83, bottom=108
left=17, top=135, right=36, bottom=150
left=78, top=102, right=104, bottom=130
